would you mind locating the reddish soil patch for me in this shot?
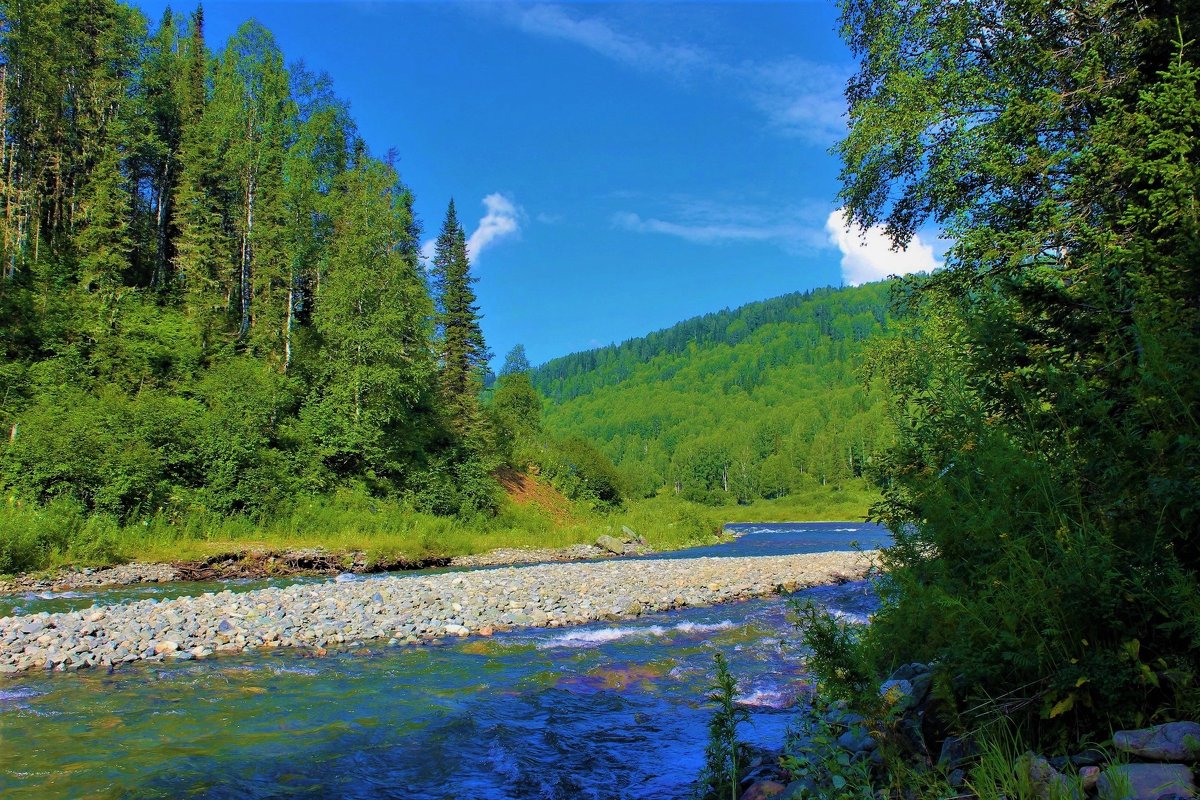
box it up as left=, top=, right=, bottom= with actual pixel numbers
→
left=493, top=467, right=576, bottom=525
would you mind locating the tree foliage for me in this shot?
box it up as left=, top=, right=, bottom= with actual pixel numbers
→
left=832, top=0, right=1200, bottom=741
left=0, top=1, right=496, bottom=524
left=432, top=199, right=489, bottom=441
left=534, top=283, right=895, bottom=503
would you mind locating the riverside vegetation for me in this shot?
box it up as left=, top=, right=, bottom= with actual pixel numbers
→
left=718, top=1, right=1200, bottom=799
left=2, top=0, right=1196, bottom=798
left=0, top=1, right=882, bottom=577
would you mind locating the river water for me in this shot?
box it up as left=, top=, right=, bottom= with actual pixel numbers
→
left=0, top=522, right=887, bottom=799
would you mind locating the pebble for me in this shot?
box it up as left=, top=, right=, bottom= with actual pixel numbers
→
left=0, top=563, right=177, bottom=593
left=0, top=551, right=872, bottom=675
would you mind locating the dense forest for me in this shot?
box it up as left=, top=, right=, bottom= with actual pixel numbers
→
left=0, top=1, right=502, bottom=523
left=533, top=282, right=894, bottom=502
left=804, top=0, right=1200, bottom=760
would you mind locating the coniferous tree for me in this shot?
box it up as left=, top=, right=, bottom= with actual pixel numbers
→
left=138, top=8, right=184, bottom=293
left=499, top=343, right=530, bottom=376
left=171, top=7, right=233, bottom=358
left=431, top=199, right=489, bottom=440
left=489, top=343, right=543, bottom=465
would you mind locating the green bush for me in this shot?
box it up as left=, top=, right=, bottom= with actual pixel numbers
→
left=541, top=437, right=625, bottom=507
left=0, top=498, right=83, bottom=573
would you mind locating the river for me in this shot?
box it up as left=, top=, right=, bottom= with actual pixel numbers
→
left=0, top=521, right=888, bottom=799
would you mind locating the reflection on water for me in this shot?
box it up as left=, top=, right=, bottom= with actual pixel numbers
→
left=0, top=524, right=885, bottom=799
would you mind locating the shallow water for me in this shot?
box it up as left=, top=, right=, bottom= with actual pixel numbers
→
left=659, top=520, right=891, bottom=560
left=0, top=524, right=885, bottom=799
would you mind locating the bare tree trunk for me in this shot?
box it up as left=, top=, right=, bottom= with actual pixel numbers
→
left=284, top=283, right=293, bottom=370
left=239, top=171, right=255, bottom=341
left=152, top=157, right=171, bottom=289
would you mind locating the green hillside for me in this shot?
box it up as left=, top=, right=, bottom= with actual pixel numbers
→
left=532, top=282, right=894, bottom=503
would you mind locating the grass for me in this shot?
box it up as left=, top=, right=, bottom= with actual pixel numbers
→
left=0, top=479, right=879, bottom=574
left=721, top=480, right=879, bottom=524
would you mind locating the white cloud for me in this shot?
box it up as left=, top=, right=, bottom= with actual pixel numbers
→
left=419, top=193, right=522, bottom=267
left=511, top=5, right=706, bottom=78
left=745, top=59, right=849, bottom=145
left=496, top=5, right=848, bottom=145
left=826, top=208, right=940, bottom=286
left=467, top=193, right=521, bottom=261
left=615, top=211, right=783, bottom=244
left=419, top=238, right=437, bottom=267
left=613, top=200, right=828, bottom=253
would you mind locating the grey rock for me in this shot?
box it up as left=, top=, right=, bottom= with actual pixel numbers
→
left=0, top=550, right=874, bottom=676
left=1114, top=723, right=1200, bottom=763
left=1015, top=751, right=1082, bottom=800
left=595, top=535, right=625, bottom=555
left=879, top=678, right=916, bottom=709
left=778, top=778, right=818, bottom=800
left=837, top=728, right=876, bottom=753
left=1097, top=763, right=1195, bottom=800
left=887, top=662, right=930, bottom=682
left=938, top=735, right=978, bottom=769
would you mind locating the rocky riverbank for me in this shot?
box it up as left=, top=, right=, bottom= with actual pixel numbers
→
left=0, top=550, right=871, bottom=675
left=0, top=537, right=656, bottom=594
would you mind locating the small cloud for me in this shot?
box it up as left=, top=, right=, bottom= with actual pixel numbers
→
left=536, top=211, right=564, bottom=224
left=742, top=59, right=849, bottom=145
left=420, top=193, right=522, bottom=266
left=512, top=5, right=706, bottom=79
left=825, top=208, right=940, bottom=286
left=492, top=5, right=849, bottom=145
left=467, top=193, right=521, bottom=261
left=419, top=238, right=436, bottom=267
left=614, top=211, right=779, bottom=244
left=613, top=200, right=827, bottom=253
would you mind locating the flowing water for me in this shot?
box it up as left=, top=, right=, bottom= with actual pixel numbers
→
left=0, top=522, right=886, bottom=799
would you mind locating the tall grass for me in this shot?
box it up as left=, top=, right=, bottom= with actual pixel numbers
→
left=0, top=480, right=878, bottom=575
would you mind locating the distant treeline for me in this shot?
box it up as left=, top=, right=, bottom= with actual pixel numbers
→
left=533, top=286, right=887, bottom=403
left=533, top=282, right=894, bottom=503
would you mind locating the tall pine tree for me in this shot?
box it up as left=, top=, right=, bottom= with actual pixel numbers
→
left=431, top=199, right=488, bottom=440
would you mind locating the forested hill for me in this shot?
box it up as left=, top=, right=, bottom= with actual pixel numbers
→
left=532, top=286, right=887, bottom=403
left=533, top=282, right=895, bottom=502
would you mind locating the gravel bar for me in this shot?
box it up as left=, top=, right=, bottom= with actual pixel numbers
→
left=0, top=550, right=873, bottom=675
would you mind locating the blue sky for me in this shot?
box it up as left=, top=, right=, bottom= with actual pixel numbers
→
left=132, top=1, right=941, bottom=367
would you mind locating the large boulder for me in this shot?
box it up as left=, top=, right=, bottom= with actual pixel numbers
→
left=1014, top=752, right=1082, bottom=800
left=595, top=535, right=625, bottom=555
left=1114, top=722, right=1200, bottom=762
left=1096, top=763, right=1195, bottom=800
left=741, top=780, right=786, bottom=800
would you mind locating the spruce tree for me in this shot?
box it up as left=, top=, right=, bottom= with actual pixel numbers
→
left=431, top=199, right=489, bottom=439
left=499, top=343, right=530, bottom=376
